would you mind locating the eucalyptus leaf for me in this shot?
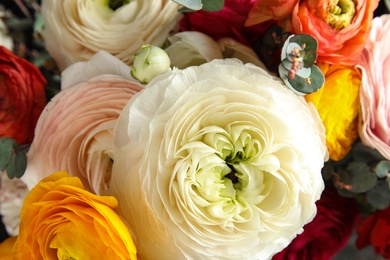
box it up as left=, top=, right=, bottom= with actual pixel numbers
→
left=286, top=64, right=324, bottom=95
left=375, top=160, right=390, bottom=178
left=347, top=161, right=377, bottom=193
left=6, top=151, right=27, bottom=179
left=335, top=169, right=356, bottom=198
left=0, top=138, right=16, bottom=171
left=288, top=34, right=318, bottom=67
left=366, top=180, right=390, bottom=210
left=351, top=142, right=385, bottom=163
left=201, top=0, right=224, bottom=11
left=173, top=0, right=202, bottom=10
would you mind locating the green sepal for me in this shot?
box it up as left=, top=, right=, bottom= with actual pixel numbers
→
left=0, top=138, right=17, bottom=171
left=288, top=34, right=318, bottom=67
left=6, top=150, right=27, bottom=179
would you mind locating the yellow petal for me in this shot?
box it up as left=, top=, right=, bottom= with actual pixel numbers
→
left=305, top=62, right=361, bottom=161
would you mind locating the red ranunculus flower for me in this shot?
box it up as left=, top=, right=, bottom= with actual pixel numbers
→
left=179, top=0, right=272, bottom=45
left=0, top=46, right=46, bottom=145
left=356, top=206, right=390, bottom=258
left=272, top=187, right=360, bottom=260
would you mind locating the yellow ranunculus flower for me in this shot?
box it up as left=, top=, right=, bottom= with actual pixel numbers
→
left=305, top=62, right=361, bottom=161
left=12, top=171, right=137, bottom=260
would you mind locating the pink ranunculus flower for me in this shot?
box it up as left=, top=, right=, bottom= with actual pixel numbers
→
left=358, top=15, right=390, bottom=160
left=22, top=51, right=143, bottom=195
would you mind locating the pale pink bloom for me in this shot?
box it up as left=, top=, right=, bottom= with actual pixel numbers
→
left=358, top=15, right=390, bottom=160
left=0, top=172, right=29, bottom=236
left=22, top=51, right=143, bottom=194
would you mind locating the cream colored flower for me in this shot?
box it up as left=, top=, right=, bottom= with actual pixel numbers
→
left=0, top=19, right=13, bottom=50
left=0, top=172, right=29, bottom=236
left=109, top=59, right=327, bottom=259
left=42, top=0, right=181, bottom=70
left=22, top=52, right=143, bottom=195
left=165, top=31, right=267, bottom=70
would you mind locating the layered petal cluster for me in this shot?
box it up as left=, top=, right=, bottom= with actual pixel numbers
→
left=23, top=52, right=143, bottom=194
left=358, top=15, right=390, bottom=160
left=109, top=59, right=327, bottom=259
left=0, top=46, right=46, bottom=145
left=305, top=62, right=360, bottom=161
left=42, top=0, right=181, bottom=70
left=13, top=172, right=137, bottom=259
left=291, top=0, right=379, bottom=65
left=165, top=31, right=266, bottom=69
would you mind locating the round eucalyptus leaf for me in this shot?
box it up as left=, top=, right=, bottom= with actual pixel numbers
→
left=173, top=0, right=202, bottom=10
left=286, top=64, right=324, bottom=95
left=366, top=180, right=390, bottom=210
left=201, top=0, right=224, bottom=11
left=0, top=138, right=17, bottom=171
left=351, top=142, right=385, bottom=163
left=6, top=151, right=27, bottom=179
left=288, top=34, right=318, bottom=67
left=375, top=160, right=390, bottom=178
left=347, top=161, right=377, bottom=193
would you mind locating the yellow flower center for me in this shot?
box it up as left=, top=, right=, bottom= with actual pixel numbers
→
left=325, top=0, right=356, bottom=30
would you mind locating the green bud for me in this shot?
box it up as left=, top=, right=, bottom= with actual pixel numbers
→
left=131, top=45, right=171, bottom=84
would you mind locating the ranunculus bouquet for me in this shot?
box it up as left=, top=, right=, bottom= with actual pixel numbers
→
left=0, top=0, right=389, bottom=259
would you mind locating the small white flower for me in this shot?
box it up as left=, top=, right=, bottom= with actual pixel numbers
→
left=131, top=45, right=171, bottom=84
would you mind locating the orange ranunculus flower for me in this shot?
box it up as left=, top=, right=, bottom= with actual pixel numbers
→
left=291, top=0, right=379, bottom=66
left=0, top=236, right=17, bottom=259
left=246, top=0, right=299, bottom=26
left=12, top=171, right=137, bottom=260
left=305, top=62, right=360, bottom=161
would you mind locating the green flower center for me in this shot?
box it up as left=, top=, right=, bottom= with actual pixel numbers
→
left=108, top=0, right=130, bottom=11
left=325, top=0, right=356, bottom=30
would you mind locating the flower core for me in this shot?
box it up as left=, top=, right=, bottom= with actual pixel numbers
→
left=325, top=0, right=356, bottom=30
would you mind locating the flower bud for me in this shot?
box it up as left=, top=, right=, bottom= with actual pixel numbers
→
left=131, top=45, right=171, bottom=84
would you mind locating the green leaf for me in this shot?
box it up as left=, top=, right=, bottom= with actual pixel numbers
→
left=375, top=160, right=390, bottom=178
left=366, top=180, right=390, bottom=210
left=201, top=0, right=224, bottom=11
left=347, top=161, right=377, bottom=193
left=351, top=142, right=385, bottom=163
left=0, top=138, right=17, bottom=171
left=172, top=0, right=202, bottom=10
left=284, top=64, right=324, bottom=95
left=288, top=34, right=318, bottom=67
left=6, top=151, right=27, bottom=179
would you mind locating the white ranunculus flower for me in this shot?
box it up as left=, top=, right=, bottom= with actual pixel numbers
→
left=109, top=59, right=327, bottom=259
left=42, top=0, right=181, bottom=70
left=0, top=18, right=13, bottom=50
